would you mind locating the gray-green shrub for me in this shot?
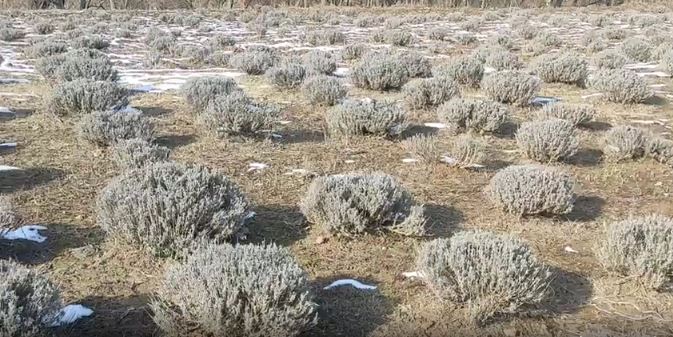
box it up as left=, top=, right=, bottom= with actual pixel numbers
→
left=300, top=172, right=426, bottom=236
left=417, top=231, right=551, bottom=323
left=352, top=51, right=410, bottom=91
left=532, top=52, right=587, bottom=86
left=516, top=119, right=579, bottom=162
left=482, top=71, right=541, bottom=106
left=592, top=49, right=627, bottom=70
left=326, top=98, right=407, bottom=137
left=112, top=138, right=170, bottom=170
left=403, top=77, right=460, bottom=109
left=301, top=75, right=346, bottom=106
left=198, top=92, right=279, bottom=138
left=620, top=37, right=652, bottom=62
left=433, top=56, right=484, bottom=88
left=265, top=61, right=306, bottom=88
left=77, top=110, right=154, bottom=146
left=151, top=243, right=318, bottom=337
left=96, top=162, right=251, bottom=258
left=48, top=79, right=129, bottom=116
left=486, top=164, right=575, bottom=215
left=539, top=103, right=595, bottom=126
left=598, top=215, right=673, bottom=290
left=589, top=69, right=652, bottom=104
left=302, top=50, right=336, bottom=75
left=603, top=125, right=648, bottom=161
left=437, top=98, right=508, bottom=133
left=229, top=49, right=278, bottom=75
left=180, top=76, right=241, bottom=113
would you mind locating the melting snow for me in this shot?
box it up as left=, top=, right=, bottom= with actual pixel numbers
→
left=324, top=279, right=377, bottom=290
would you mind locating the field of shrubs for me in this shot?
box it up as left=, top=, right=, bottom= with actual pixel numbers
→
left=1, top=4, right=673, bottom=337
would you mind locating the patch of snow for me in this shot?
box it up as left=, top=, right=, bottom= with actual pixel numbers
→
left=247, top=162, right=268, bottom=172
left=1, top=225, right=47, bottom=243
left=323, top=279, right=377, bottom=290
left=401, top=271, right=424, bottom=279
left=531, top=96, right=560, bottom=106
left=47, top=305, right=94, bottom=327
left=344, top=159, right=355, bottom=164
left=564, top=246, right=578, bottom=254
left=402, top=158, right=419, bottom=163
left=0, top=165, right=21, bottom=171
left=424, top=122, right=447, bottom=129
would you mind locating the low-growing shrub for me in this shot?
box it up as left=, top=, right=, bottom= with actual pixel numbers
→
left=23, top=40, right=68, bottom=58
left=198, top=92, right=279, bottom=139
left=446, top=134, right=485, bottom=168
left=0, top=197, right=19, bottom=227
left=620, top=37, right=652, bottom=62
left=516, top=119, right=579, bottom=162
left=532, top=52, right=587, bottom=86
left=539, top=103, right=595, bottom=126
left=646, top=136, right=673, bottom=167
left=0, top=260, right=63, bottom=337
left=48, top=79, right=129, bottom=116
left=229, top=49, right=278, bottom=75
left=589, top=69, right=652, bottom=104
left=417, top=231, right=551, bottom=323
left=385, top=30, right=413, bottom=46
left=489, top=34, right=514, bottom=50
left=0, top=28, right=25, bottom=42
left=437, top=98, right=508, bottom=134
left=597, top=215, right=673, bottom=290
left=299, top=172, right=426, bottom=236
left=34, top=21, right=54, bottom=35
left=97, top=162, right=251, bottom=257
left=36, top=48, right=115, bottom=83
left=305, top=29, right=345, bottom=46
left=486, top=164, right=575, bottom=215
left=403, top=77, right=460, bottom=109
left=602, top=27, right=627, bottom=41
left=433, top=56, right=484, bottom=88
left=429, top=27, right=448, bottom=41
left=151, top=243, right=318, bottom=337
left=592, top=49, right=627, bottom=69
left=265, top=61, right=306, bottom=88
left=342, top=44, right=365, bottom=60
left=112, top=138, right=170, bottom=170
left=398, top=51, right=432, bottom=78
left=603, top=125, right=648, bottom=161
left=73, top=35, right=109, bottom=50
left=326, top=98, right=407, bottom=137
left=352, top=51, right=410, bottom=91
left=482, top=71, right=541, bottom=106
left=77, top=110, right=154, bottom=146
left=301, top=75, right=346, bottom=106
left=181, top=76, right=241, bottom=113
left=661, top=51, right=673, bottom=74
left=652, top=42, right=673, bottom=61
left=484, top=49, right=523, bottom=71
left=403, top=134, right=440, bottom=163
left=302, top=50, right=336, bottom=75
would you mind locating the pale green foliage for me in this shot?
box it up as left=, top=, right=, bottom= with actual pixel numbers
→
left=180, top=76, right=241, bottom=113
left=77, top=110, right=154, bottom=146
left=589, top=69, right=652, bottom=104
left=482, top=71, right=541, bottom=106
left=437, top=98, right=508, bottom=133
left=402, top=77, right=460, bottom=109
left=539, top=103, right=595, bottom=126
left=301, top=75, right=346, bottom=106
left=352, top=51, right=410, bottom=90
left=532, top=52, right=587, bottom=86
left=48, top=79, right=129, bottom=116
left=112, top=138, right=170, bottom=170
left=198, top=92, right=280, bottom=139
left=326, top=98, right=407, bottom=137
left=433, top=56, right=484, bottom=88
left=603, top=125, right=648, bottom=161
left=516, top=119, right=579, bottom=162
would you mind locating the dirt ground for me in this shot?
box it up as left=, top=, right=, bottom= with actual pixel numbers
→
left=2, top=5, right=673, bottom=337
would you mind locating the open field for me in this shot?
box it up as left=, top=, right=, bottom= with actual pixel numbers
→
left=1, top=4, right=673, bottom=337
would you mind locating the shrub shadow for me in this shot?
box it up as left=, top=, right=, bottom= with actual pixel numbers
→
left=280, top=129, right=326, bottom=144
left=543, top=267, right=593, bottom=315
left=562, top=195, right=605, bottom=222
left=0, top=167, right=65, bottom=193
left=136, top=106, right=173, bottom=117
left=304, top=275, right=397, bottom=337
left=400, top=124, right=439, bottom=139
left=643, top=95, right=667, bottom=107
left=0, top=223, right=104, bottom=265
left=568, top=148, right=603, bottom=167
left=424, top=203, right=464, bottom=237
left=581, top=121, right=612, bottom=131
left=54, top=294, right=156, bottom=337
left=493, top=121, right=518, bottom=139
left=246, top=204, right=308, bottom=246
left=154, top=134, right=196, bottom=150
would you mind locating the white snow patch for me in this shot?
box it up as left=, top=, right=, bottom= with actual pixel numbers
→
left=324, top=279, right=377, bottom=290
left=247, top=162, right=268, bottom=172
left=0, top=165, right=21, bottom=171
left=1, top=225, right=47, bottom=243
left=564, top=246, right=578, bottom=254
left=401, top=271, right=424, bottom=279
left=424, top=122, right=447, bottom=129
left=402, top=158, right=419, bottom=163
left=47, top=305, right=94, bottom=327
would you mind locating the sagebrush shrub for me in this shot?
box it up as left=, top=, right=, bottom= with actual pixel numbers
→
left=620, top=37, right=652, bottom=62
left=402, top=77, right=460, bottom=109
left=36, top=48, right=112, bottom=83
left=198, top=92, right=279, bottom=138
left=486, top=164, right=575, bottom=215
left=398, top=51, right=432, bottom=78
left=151, top=243, right=318, bottom=337
left=646, top=136, right=673, bottom=167
left=661, top=51, right=673, bottom=74
left=385, top=30, right=413, bottom=46
left=602, top=27, right=627, bottom=41
left=589, top=69, right=652, bottom=104
left=0, top=260, right=63, bottom=337
left=73, top=34, right=109, bottom=50
left=433, top=56, right=484, bottom=88
left=352, top=51, right=410, bottom=91
left=403, top=134, right=440, bottom=163
left=598, top=215, right=673, bottom=290
left=34, top=21, right=54, bottom=35
left=0, top=197, right=19, bottom=227
left=112, top=138, right=170, bottom=170
left=181, top=76, right=241, bottom=113
left=77, top=110, right=154, bottom=146
left=516, top=119, right=579, bottom=162
left=342, top=44, right=365, bottom=60
left=0, top=28, right=24, bottom=41
left=48, top=79, right=129, bottom=116
left=417, top=231, right=551, bottom=323
left=592, top=49, right=627, bottom=69
left=532, top=52, right=587, bottom=86
left=299, top=172, right=426, bottom=236
left=485, top=49, right=523, bottom=71
left=448, top=134, right=485, bottom=168
left=265, top=61, right=306, bottom=88
left=302, top=50, right=336, bottom=75
left=652, top=42, right=673, bottom=62
left=96, top=162, right=251, bottom=257
left=539, top=103, right=595, bottom=126
left=429, top=27, right=448, bottom=41
left=301, top=75, right=346, bottom=106
left=23, top=40, right=67, bottom=58
left=437, top=98, right=508, bottom=133
left=326, top=98, right=407, bottom=137
left=603, top=125, right=648, bottom=161
left=482, top=71, right=541, bottom=106
left=229, top=49, right=278, bottom=75
left=305, top=29, right=345, bottom=45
